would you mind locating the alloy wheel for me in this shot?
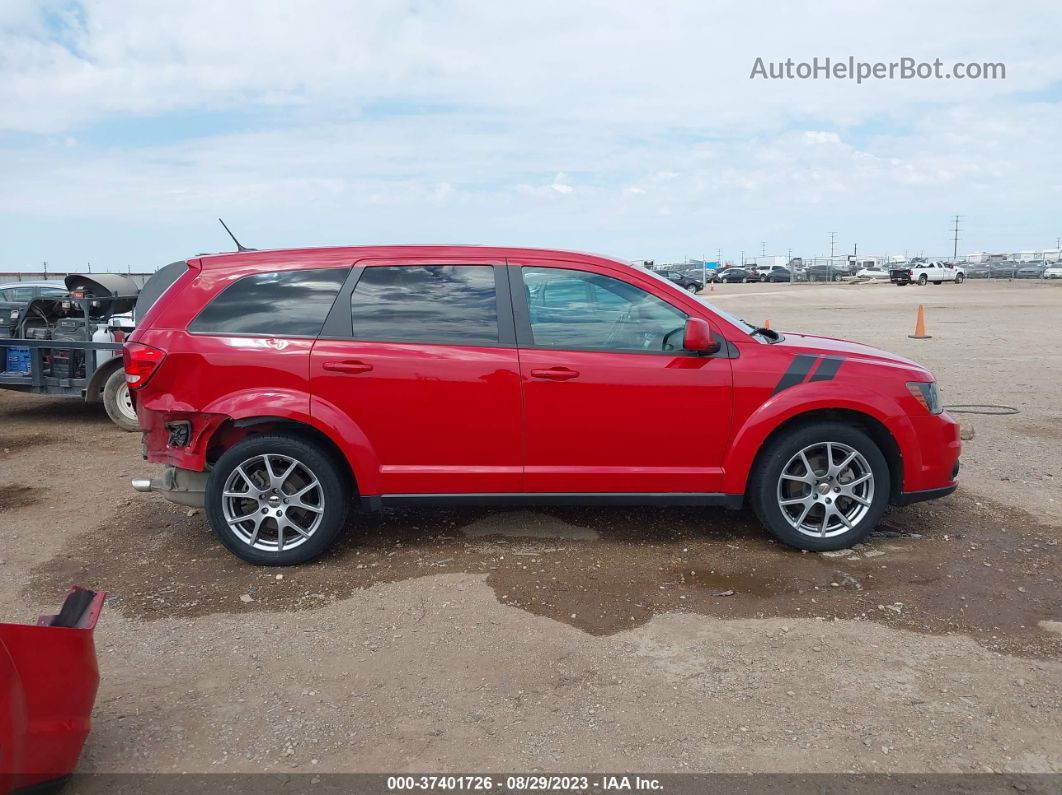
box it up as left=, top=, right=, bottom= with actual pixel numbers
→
left=221, top=453, right=325, bottom=552
left=776, top=441, right=874, bottom=538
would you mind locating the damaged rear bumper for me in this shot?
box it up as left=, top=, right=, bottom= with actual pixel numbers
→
left=0, top=587, right=106, bottom=793
left=131, top=465, right=207, bottom=508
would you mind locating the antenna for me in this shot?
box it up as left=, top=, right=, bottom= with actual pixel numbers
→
left=218, top=218, right=252, bottom=252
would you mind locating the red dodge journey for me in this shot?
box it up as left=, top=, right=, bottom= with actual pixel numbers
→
left=127, top=246, right=960, bottom=565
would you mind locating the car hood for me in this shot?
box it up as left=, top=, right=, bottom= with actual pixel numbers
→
left=774, top=332, right=930, bottom=377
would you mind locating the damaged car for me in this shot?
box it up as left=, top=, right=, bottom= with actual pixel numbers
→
left=127, top=246, right=961, bottom=565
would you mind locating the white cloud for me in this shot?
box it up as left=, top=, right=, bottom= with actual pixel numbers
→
left=1, top=0, right=1061, bottom=266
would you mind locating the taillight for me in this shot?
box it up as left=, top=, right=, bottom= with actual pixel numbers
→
left=123, top=342, right=165, bottom=389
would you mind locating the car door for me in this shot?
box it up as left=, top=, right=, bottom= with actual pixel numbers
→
left=309, top=259, right=523, bottom=495
left=510, top=260, right=733, bottom=494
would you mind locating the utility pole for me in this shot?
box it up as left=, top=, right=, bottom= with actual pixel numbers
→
left=828, top=232, right=837, bottom=262
left=43, top=260, right=47, bottom=277
left=951, top=215, right=961, bottom=261
left=87, top=261, right=92, bottom=274
left=761, top=241, right=767, bottom=256
left=740, top=250, right=744, bottom=266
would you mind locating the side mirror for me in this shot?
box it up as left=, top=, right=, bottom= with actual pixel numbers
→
left=683, top=317, right=720, bottom=354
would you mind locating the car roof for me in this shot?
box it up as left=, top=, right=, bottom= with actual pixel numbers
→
left=193, top=245, right=631, bottom=271
left=0, top=280, right=66, bottom=289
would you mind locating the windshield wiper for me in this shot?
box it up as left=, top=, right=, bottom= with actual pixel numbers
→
left=749, top=326, right=781, bottom=343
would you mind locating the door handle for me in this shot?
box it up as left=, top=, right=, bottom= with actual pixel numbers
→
left=529, top=367, right=580, bottom=381
left=323, top=360, right=373, bottom=374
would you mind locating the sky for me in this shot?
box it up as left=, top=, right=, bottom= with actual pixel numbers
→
left=1, top=0, right=1061, bottom=271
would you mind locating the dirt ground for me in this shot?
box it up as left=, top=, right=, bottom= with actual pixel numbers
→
left=1, top=279, right=1060, bottom=776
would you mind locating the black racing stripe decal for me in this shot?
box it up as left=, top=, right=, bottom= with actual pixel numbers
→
left=772, top=354, right=819, bottom=395
left=808, top=355, right=845, bottom=382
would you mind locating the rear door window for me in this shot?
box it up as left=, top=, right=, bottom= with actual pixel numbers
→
left=190, top=268, right=347, bottom=336
left=349, top=265, right=498, bottom=345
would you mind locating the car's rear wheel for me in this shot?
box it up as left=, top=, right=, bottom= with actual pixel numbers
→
left=206, top=434, right=349, bottom=565
left=750, top=422, right=890, bottom=551
left=102, top=367, right=139, bottom=432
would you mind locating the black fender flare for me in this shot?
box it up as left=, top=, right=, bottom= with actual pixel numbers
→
left=84, top=357, right=124, bottom=404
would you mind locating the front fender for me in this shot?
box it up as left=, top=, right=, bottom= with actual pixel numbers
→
left=721, top=383, right=920, bottom=494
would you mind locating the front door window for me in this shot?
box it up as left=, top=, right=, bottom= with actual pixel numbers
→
left=522, top=267, right=687, bottom=353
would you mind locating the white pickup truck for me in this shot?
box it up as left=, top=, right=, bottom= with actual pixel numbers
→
left=889, top=261, right=966, bottom=286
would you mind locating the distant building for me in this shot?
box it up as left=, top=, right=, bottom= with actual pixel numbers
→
left=752, top=255, right=788, bottom=268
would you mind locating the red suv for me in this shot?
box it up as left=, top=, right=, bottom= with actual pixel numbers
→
left=127, top=246, right=960, bottom=565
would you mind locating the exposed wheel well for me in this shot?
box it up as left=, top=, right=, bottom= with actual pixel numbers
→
left=205, top=417, right=357, bottom=496
left=752, top=408, right=903, bottom=500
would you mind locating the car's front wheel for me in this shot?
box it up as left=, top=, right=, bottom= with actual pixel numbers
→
left=206, top=434, right=349, bottom=565
left=918, top=274, right=928, bottom=285
left=955, top=273, right=965, bottom=284
left=749, top=422, right=890, bottom=551
left=686, top=283, right=699, bottom=293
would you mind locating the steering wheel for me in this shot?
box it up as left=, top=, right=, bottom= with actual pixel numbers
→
left=661, top=325, right=685, bottom=352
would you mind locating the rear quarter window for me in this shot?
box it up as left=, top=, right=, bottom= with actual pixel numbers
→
left=190, top=268, right=348, bottom=337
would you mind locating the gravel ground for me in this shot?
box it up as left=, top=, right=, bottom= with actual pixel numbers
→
left=0, top=279, right=1059, bottom=775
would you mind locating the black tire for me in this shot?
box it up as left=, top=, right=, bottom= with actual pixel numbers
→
left=918, top=274, right=928, bottom=285
left=102, top=367, right=139, bottom=432
left=686, top=283, right=699, bottom=293
left=206, top=434, right=350, bottom=565
left=748, top=421, right=891, bottom=551
left=955, top=273, right=965, bottom=284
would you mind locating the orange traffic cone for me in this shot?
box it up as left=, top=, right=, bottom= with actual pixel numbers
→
left=763, top=319, right=770, bottom=329
left=709, top=284, right=715, bottom=292
left=908, top=304, right=931, bottom=339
